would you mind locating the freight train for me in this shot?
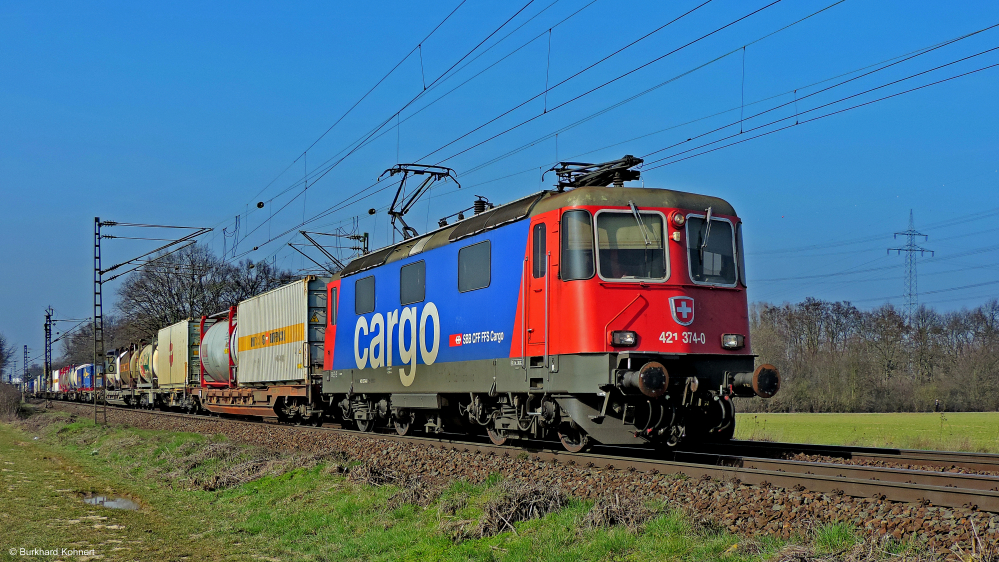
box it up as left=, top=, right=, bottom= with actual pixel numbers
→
left=36, top=157, right=780, bottom=451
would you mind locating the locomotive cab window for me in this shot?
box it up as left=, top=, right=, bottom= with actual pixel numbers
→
left=686, top=216, right=737, bottom=286
left=595, top=211, right=667, bottom=281
left=400, top=261, right=426, bottom=305
left=561, top=210, right=594, bottom=280
left=458, top=241, right=490, bottom=292
left=532, top=223, right=546, bottom=278
left=355, top=276, right=375, bottom=314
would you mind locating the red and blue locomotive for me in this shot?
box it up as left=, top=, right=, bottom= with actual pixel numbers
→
left=321, top=157, right=780, bottom=451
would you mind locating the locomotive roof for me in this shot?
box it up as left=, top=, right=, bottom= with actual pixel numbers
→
left=338, top=185, right=736, bottom=278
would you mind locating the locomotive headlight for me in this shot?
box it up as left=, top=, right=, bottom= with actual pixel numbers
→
left=610, top=330, right=637, bottom=346
left=671, top=212, right=686, bottom=227
left=721, top=334, right=745, bottom=349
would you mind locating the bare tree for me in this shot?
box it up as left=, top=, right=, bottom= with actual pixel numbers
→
left=0, top=332, right=15, bottom=380
left=57, top=315, right=128, bottom=365
left=743, top=298, right=999, bottom=413
left=114, top=244, right=295, bottom=342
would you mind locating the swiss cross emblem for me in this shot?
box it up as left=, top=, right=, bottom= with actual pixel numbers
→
left=669, top=296, right=695, bottom=326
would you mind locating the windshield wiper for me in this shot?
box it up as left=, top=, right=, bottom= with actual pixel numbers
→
left=699, top=206, right=713, bottom=262
left=628, top=200, right=654, bottom=246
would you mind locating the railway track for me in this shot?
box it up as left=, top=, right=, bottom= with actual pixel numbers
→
left=49, top=401, right=999, bottom=513
left=687, top=439, right=999, bottom=473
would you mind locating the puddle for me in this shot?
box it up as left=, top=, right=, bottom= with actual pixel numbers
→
left=82, top=495, right=139, bottom=510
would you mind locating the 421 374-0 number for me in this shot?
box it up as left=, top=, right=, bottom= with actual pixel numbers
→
left=659, top=331, right=706, bottom=345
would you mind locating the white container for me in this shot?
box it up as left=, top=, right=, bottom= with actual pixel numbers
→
left=156, top=320, right=201, bottom=389
left=236, top=276, right=328, bottom=384
left=137, top=344, right=156, bottom=384
left=201, top=320, right=237, bottom=383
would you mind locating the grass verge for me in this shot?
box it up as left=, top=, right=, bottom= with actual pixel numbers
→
left=735, top=411, right=999, bottom=453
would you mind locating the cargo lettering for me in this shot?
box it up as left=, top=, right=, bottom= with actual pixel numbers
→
left=238, top=324, right=304, bottom=351
left=250, top=330, right=286, bottom=348
left=354, top=302, right=440, bottom=386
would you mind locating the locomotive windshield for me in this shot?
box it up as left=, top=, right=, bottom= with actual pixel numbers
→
left=595, top=211, right=667, bottom=280
left=686, top=216, right=737, bottom=285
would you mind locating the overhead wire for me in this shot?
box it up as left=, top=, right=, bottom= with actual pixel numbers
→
left=639, top=24, right=999, bottom=163
left=423, top=0, right=778, bottom=164
left=223, top=0, right=547, bottom=255
left=229, top=0, right=795, bottom=258
left=427, top=23, right=999, bottom=201
left=641, top=51, right=999, bottom=169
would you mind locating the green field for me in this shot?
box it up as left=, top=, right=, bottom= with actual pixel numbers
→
left=735, top=411, right=999, bottom=453
left=0, top=408, right=925, bottom=562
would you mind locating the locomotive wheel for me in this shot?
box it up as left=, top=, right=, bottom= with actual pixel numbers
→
left=394, top=418, right=411, bottom=436
left=558, top=422, right=591, bottom=453
left=711, top=398, right=736, bottom=442
left=394, top=411, right=415, bottom=436
left=487, top=427, right=510, bottom=446
left=356, top=418, right=376, bottom=432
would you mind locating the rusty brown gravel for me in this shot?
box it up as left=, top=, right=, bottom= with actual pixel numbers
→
left=48, top=403, right=998, bottom=557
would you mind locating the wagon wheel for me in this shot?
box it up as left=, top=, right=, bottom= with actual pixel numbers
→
left=487, top=427, right=510, bottom=446
left=558, top=421, right=591, bottom=453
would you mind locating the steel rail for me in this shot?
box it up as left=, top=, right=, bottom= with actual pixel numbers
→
left=686, top=439, right=999, bottom=473
left=48, top=401, right=999, bottom=513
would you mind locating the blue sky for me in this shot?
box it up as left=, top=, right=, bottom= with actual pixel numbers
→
left=2, top=0, right=998, bottom=366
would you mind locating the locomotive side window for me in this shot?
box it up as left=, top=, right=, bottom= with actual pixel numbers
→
left=532, top=223, right=546, bottom=278
left=355, top=276, right=375, bottom=314
left=458, top=241, right=491, bottom=292
left=560, top=210, right=594, bottom=280
left=595, top=211, right=667, bottom=281
left=400, top=261, right=426, bottom=305
left=686, top=216, right=737, bottom=286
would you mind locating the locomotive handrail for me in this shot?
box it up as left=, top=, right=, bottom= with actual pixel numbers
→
left=545, top=251, right=550, bottom=379
left=522, top=257, right=528, bottom=377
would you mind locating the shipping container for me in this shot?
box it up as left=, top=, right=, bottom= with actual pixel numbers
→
left=116, top=349, right=133, bottom=387
left=129, top=350, right=141, bottom=383
left=56, top=366, right=72, bottom=391
left=236, top=276, right=328, bottom=384
left=137, top=344, right=156, bottom=385
left=201, top=319, right=237, bottom=383
left=156, top=319, right=201, bottom=388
